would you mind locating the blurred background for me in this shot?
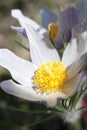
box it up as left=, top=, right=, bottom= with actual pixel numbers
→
left=0, top=0, right=87, bottom=130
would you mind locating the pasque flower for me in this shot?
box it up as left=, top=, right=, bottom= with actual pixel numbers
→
left=0, top=16, right=87, bottom=107
left=11, top=4, right=84, bottom=49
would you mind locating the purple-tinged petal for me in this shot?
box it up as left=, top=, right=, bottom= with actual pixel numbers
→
left=58, top=7, right=82, bottom=30
left=11, top=26, right=27, bottom=37
left=76, top=0, right=87, bottom=22
left=72, top=21, right=87, bottom=38
left=62, top=74, right=80, bottom=96
left=77, top=70, right=87, bottom=90
left=40, top=7, right=58, bottom=29
left=55, top=7, right=82, bottom=49
left=66, top=53, right=87, bottom=80
left=54, top=29, right=72, bottom=50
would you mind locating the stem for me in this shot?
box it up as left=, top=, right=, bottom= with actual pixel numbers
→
left=69, top=120, right=82, bottom=130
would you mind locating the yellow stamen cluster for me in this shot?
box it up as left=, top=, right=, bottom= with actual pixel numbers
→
left=33, top=61, right=68, bottom=94
left=48, top=23, right=58, bottom=41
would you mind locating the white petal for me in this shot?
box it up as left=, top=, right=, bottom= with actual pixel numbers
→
left=25, top=25, right=60, bottom=66
left=62, top=38, right=78, bottom=67
left=44, top=92, right=67, bottom=107
left=78, top=31, right=87, bottom=55
left=67, top=53, right=87, bottom=79
left=62, top=31, right=87, bottom=68
left=0, top=49, right=36, bottom=84
left=0, top=79, right=67, bottom=107
left=62, top=74, right=80, bottom=96
left=11, top=9, right=60, bottom=66
left=11, top=9, right=46, bottom=35
left=11, top=9, right=40, bottom=30
left=0, top=80, right=40, bottom=101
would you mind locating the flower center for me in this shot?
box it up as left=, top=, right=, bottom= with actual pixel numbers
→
left=33, top=61, right=68, bottom=94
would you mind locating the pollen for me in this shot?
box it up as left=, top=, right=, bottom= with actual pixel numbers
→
left=33, top=61, right=68, bottom=94
left=48, top=23, right=58, bottom=41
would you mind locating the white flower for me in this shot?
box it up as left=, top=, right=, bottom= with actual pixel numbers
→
left=0, top=22, right=87, bottom=107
